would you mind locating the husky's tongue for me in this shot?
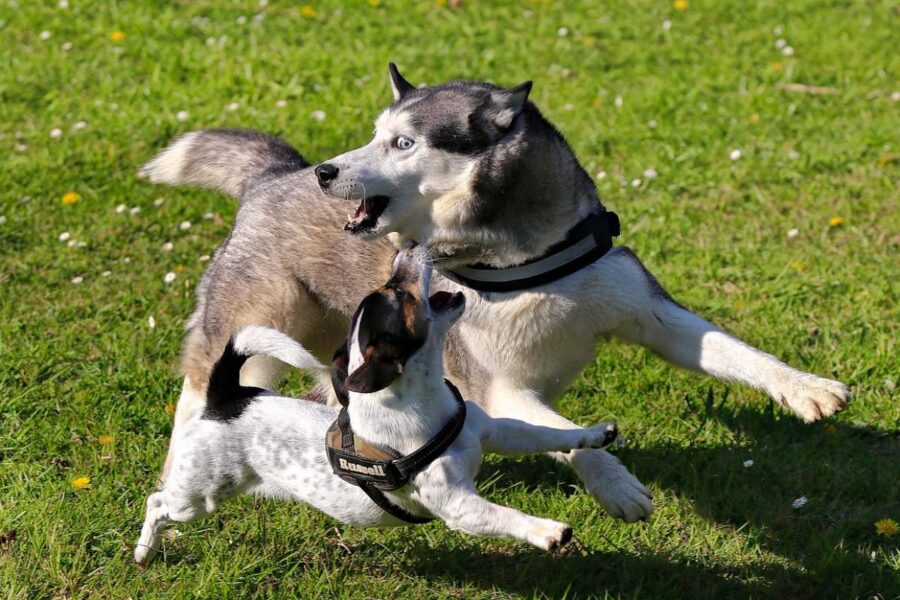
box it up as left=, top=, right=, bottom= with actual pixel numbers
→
left=345, top=195, right=390, bottom=233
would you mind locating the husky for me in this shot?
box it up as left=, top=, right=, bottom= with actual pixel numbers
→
left=134, top=246, right=621, bottom=567
left=140, top=64, right=850, bottom=522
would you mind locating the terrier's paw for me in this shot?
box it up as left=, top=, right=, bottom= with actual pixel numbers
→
left=579, top=421, right=619, bottom=449
left=775, top=373, right=850, bottom=423
left=133, top=542, right=157, bottom=569
left=528, top=519, right=574, bottom=551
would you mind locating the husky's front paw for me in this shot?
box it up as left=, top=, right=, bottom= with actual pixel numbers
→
left=574, top=449, right=653, bottom=522
left=775, top=373, right=850, bottom=423
left=577, top=421, right=618, bottom=449
left=527, top=519, right=573, bottom=551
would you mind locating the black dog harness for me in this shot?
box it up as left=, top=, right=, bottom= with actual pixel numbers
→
left=439, top=209, right=620, bottom=293
left=326, top=380, right=467, bottom=524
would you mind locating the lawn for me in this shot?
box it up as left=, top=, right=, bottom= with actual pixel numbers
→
left=1, top=0, right=898, bottom=598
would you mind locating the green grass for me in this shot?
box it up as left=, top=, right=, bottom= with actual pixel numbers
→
left=1, top=0, right=898, bottom=597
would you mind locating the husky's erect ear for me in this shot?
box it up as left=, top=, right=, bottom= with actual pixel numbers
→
left=346, top=347, right=403, bottom=393
left=485, top=81, right=533, bottom=128
left=388, top=62, right=415, bottom=101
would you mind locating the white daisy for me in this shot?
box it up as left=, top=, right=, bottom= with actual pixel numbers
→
left=206, top=37, right=216, bottom=47
left=630, top=178, right=642, bottom=188
left=165, top=528, right=183, bottom=539
left=129, top=206, right=141, bottom=216
left=164, top=272, right=177, bottom=283
left=0, top=216, right=6, bottom=225
left=203, top=212, right=214, bottom=220
left=148, top=315, right=156, bottom=329
left=258, top=0, right=268, bottom=6
left=199, top=255, right=210, bottom=262
left=311, top=110, right=327, bottom=122
left=72, top=121, right=87, bottom=130
left=39, top=30, right=52, bottom=41
left=662, top=20, right=672, bottom=31
left=161, top=242, right=174, bottom=252
left=792, top=496, right=808, bottom=509
left=153, top=197, right=165, bottom=207
left=61, top=41, right=72, bottom=51
left=50, top=128, right=63, bottom=139
left=788, top=150, right=800, bottom=160
left=729, top=149, right=743, bottom=161
left=275, top=99, right=288, bottom=108
left=122, top=257, right=131, bottom=264
left=115, top=203, right=127, bottom=214
left=226, top=102, right=240, bottom=112
left=58, top=0, right=69, bottom=7
left=773, top=25, right=782, bottom=35
left=76, top=241, right=87, bottom=248
left=71, top=275, right=83, bottom=284
left=176, top=110, right=189, bottom=122
left=236, top=15, right=247, bottom=25
left=787, top=228, right=799, bottom=238
left=743, top=459, right=754, bottom=468
left=647, top=119, right=658, bottom=128
left=643, top=168, right=658, bottom=179
left=596, top=170, right=607, bottom=180
left=179, top=221, right=191, bottom=231
left=67, top=239, right=78, bottom=248
left=58, top=231, right=71, bottom=241
left=782, top=46, right=794, bottom=57
left=775, top=38, right=786, bottom=49
left=101, top=270, right=112, bottom=277
left=614, top=96, right=623, bottom=108
left=557, top=27, right=569, bottom=37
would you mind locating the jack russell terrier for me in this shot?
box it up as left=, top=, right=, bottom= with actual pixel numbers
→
left=134, top=245, right=620, bottom=567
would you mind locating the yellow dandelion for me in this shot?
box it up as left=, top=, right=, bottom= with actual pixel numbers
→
left=367, top=0, right=381, bottom=6
left=164, top=403, right=176, bottom=415
left=878, top=154, right=896, bottom=166
left=583, top=36, right=597, bottom=48
left=823, top=424, right=837, bottom=434
left=98, top=435, right=115, bottom=446
left=110, top=31, right=126, bottom=42
left=875, top=518, right=898, bottom=538
left=174, top=264, right=185, bottom=273
left=300, top=5, right=316, bottom=17
left=789, top=261, right=805, bottom=272
left=673, top=0, right=688, bottom=10
left=592, top=97, right=603, bottom=108
left=72, top=476, right=91, bottom=490
left=829, top=216, right=844, bottom=228
left=62, top=192, right=80, bottom=205
left=749, top=113, right=760, bottom=124
left=770, top=61, right=784, bottom=72
left=435, top=0, right=447, bottom=5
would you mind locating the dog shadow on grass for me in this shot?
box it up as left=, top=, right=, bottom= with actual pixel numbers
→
left=414, top=400, right=899, bottom=599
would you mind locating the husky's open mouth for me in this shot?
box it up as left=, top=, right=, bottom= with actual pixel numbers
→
left=344, top=196, right=390, bottom=234
left=428, top=291, right=465, bottom=314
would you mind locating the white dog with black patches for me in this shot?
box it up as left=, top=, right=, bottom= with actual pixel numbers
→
left=134, top=245, right=619, bottom=567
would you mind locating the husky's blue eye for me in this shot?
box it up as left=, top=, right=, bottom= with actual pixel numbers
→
left=394, top=136, right=415, bottom=150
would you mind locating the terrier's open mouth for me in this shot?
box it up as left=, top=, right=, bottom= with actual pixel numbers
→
left=344, top=196, right=390, bottom=234
left=428, top=291, right=465, bottom=314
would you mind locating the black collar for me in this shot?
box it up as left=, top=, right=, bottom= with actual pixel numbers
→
left=325, top=380, right=467, bottom=524
left=438, top=210, right=620, bottom=293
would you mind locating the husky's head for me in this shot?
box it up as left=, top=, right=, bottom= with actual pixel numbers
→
left=314, top=64, right=534, bottom=243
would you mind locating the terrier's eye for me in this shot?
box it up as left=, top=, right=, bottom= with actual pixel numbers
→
left=394, top=136, right=415, bottom=150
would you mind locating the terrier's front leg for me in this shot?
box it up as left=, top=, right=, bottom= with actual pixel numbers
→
left=417, top=458, right=573, bottom=551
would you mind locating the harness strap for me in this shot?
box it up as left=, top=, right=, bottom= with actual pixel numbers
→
left=325, top=380, right=467, bottom=525
left=438, top=210, right=620, bottom=293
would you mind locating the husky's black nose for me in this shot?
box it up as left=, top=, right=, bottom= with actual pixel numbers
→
left=315, top=163, right=339, bottom=188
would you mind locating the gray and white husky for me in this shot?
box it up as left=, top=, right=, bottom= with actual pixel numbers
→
left=140, top=64, right=849, bottom=522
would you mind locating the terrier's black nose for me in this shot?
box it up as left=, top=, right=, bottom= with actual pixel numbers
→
left=315, top=163, right=339, bottom=188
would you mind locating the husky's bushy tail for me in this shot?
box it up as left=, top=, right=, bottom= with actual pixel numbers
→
left=138, top=129, right=308, bottom=201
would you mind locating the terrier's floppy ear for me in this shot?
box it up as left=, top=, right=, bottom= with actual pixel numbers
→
left=331, top=343, right=350, bottom=406
left=485, top=80, right=533, bottom=128
left=388, top=62, right=415, bottom=101
left=346, top=345, right=403, bottom=393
